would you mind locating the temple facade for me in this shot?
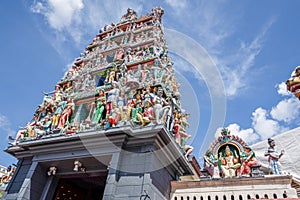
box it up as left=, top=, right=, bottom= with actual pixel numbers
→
left=3, top=7, right=300, bottom=200
left=3, top=7, right=195, bottom=200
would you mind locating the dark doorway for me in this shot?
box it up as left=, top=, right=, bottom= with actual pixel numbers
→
left=53, top=174, right=107, bottom=200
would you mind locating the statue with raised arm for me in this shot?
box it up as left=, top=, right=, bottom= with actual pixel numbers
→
left=264, top=138, right=284, bottom=174
left=219, top=145, right=241, bottom=178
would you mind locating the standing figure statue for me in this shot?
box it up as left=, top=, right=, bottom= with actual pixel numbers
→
left=107, top=103, right=120, bottom=128
left=106, top=83, right=120, bottom=116
left=93, top=90, right=106, bottom=124
left=264, top=138, right=284, bottom=174
left=153, top=88, right=168, bottom=124
left=142, top=99, right=154, bottom=126
left=57, top=98, right=75, bottom=130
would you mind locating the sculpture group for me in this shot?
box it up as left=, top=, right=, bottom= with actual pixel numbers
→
left=10, top=7, right=193, bottom=159
left=204, top=128, right=284, bottom=178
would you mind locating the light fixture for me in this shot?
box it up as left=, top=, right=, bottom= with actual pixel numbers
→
left=47, top=166, right=57, bottom=176
left=73, top=160, right=85, bottom=172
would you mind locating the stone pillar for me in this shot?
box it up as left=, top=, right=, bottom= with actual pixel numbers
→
left=103, top=144, right=175, bottom=200
left=3, top=158, right=48, bottom=200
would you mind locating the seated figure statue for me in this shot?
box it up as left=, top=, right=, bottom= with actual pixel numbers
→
left=204, top=152, right=220, bottom=179
left=219, top=145, right=241, bottom=178
left=239, top=145, right=258, bottom=176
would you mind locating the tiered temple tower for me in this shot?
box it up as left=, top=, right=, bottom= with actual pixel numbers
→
left=3, top=7, right=195, bottom=200
left=286, top=66, right=300, bottom=99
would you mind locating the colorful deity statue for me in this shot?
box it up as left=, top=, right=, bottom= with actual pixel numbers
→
left=11, top=7, right=191, bottom=164
left=204, top=152, right=220, bottom=179
left=221, top=127, right=231, bottom=142
left=106, top=83, right=120, bottom=115
left=219, top=145, right=241, bottom=178
left=153, top=88, right=168, bottom=124
left=142, top=99, right=154, bottom=126
left=117, top=91, right=127, bottom=122
left=173, top=118, right=190, bottom=145
left=286, top=66, right=300, bottom=98
left=239, top=146, right=258, bottom=176
left=1, top=165, right=16, bottom=186
left=57, top=98, right=75, bottom=129
left=107, top=102, right=120, bottom=128
left=52, top=98, right=67, bottom=130
left=93, top=89, right=106, bottom=124
left=131, top=93, right=143, bottom=123
left=11, top=121, right=36, bottom=146
left=181, top=134, right=193, bottom=159
left=120, top=8, right=137, bottom=23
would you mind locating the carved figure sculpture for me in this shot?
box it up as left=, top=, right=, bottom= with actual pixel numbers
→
left=93, top=90, right=106, bottom=124
left=219, top=145, right=241, bottom=178
left=57, top=98, right=74, bottom=129
left=107, top=103, right=120, bottom=127
left=239, top=146, right=257, bottom=176
left=204, top=152, right=220, bottom=179
left=264, top=138, right=284, bottom=174
left=142, top=99, right=154, bottom=126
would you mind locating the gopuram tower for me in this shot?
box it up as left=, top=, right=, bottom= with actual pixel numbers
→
left=3, top=7, right=196, bottom=200
left=286, top=66, right=300, bottom=99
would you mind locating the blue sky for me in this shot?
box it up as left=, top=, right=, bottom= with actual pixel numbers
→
left=1, top=0, right=300, bottom=167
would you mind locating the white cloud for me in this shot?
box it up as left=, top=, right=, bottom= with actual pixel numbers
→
left=214, top=124, right=259, bottom=144
left=165, top=0, right=187, bottom=9
left=0, top=114, right=9, bottom=127
left=84, top=0, right=143, bottom=30
left=31, top=0, right=85, bottom=45
left=32, top=0, right=84, bottom=31
left=227, top=124, right=260, bottom=144
left=219, top=19, right=274, bottom=98
left=179, top=1, right=275, bottom=98
left=30, top=1, right=275, bottom=99
left=277, top=82, right=291, bottom=96
left=252, top=107, right=287, bottom=140
left=30, top=0, right=143, bottom=49
left=30, top=2, right=47, bottom=13
left=270, top=98, right=300, bottom=123
left=0, top=113, right=15, bottom=138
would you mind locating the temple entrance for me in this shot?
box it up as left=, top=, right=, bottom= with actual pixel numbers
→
left=53, top=173, right=107, bottom=200
left=41, top=155, right=111, bottom=199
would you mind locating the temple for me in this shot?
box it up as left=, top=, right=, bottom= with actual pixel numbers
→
left=3, top=7, right=195, bottom=200
left=2, top=7, right=300, bottom=200
left=286, top=66, right=300, bottom=99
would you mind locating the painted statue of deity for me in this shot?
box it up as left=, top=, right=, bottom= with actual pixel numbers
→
left=93, top=89, right=106, bottom=124
left=106, top=83, right=120, bottom=115
left=264, top=138, right=284, bottom=174
left=117, top=91, right=127, bottom=122
left=239, top=145, right=257, bottom=176
left=131, top=94, right=143, bottom=123
left=57, top=98, right=75, bottom=130
left=204, top=152, right=220, bottom=179
left=153, top=88, right=168, bottom=124
left=219, top=145, right=241, bottom=178
left=142, top=99, right=154, bottom=126
left=107, top=103, right=120, bottom=128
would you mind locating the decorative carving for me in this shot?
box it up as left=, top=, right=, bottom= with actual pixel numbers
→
left=9, top=7, right=192, bottom=160
left=204, top=128, right=261, bottom=178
